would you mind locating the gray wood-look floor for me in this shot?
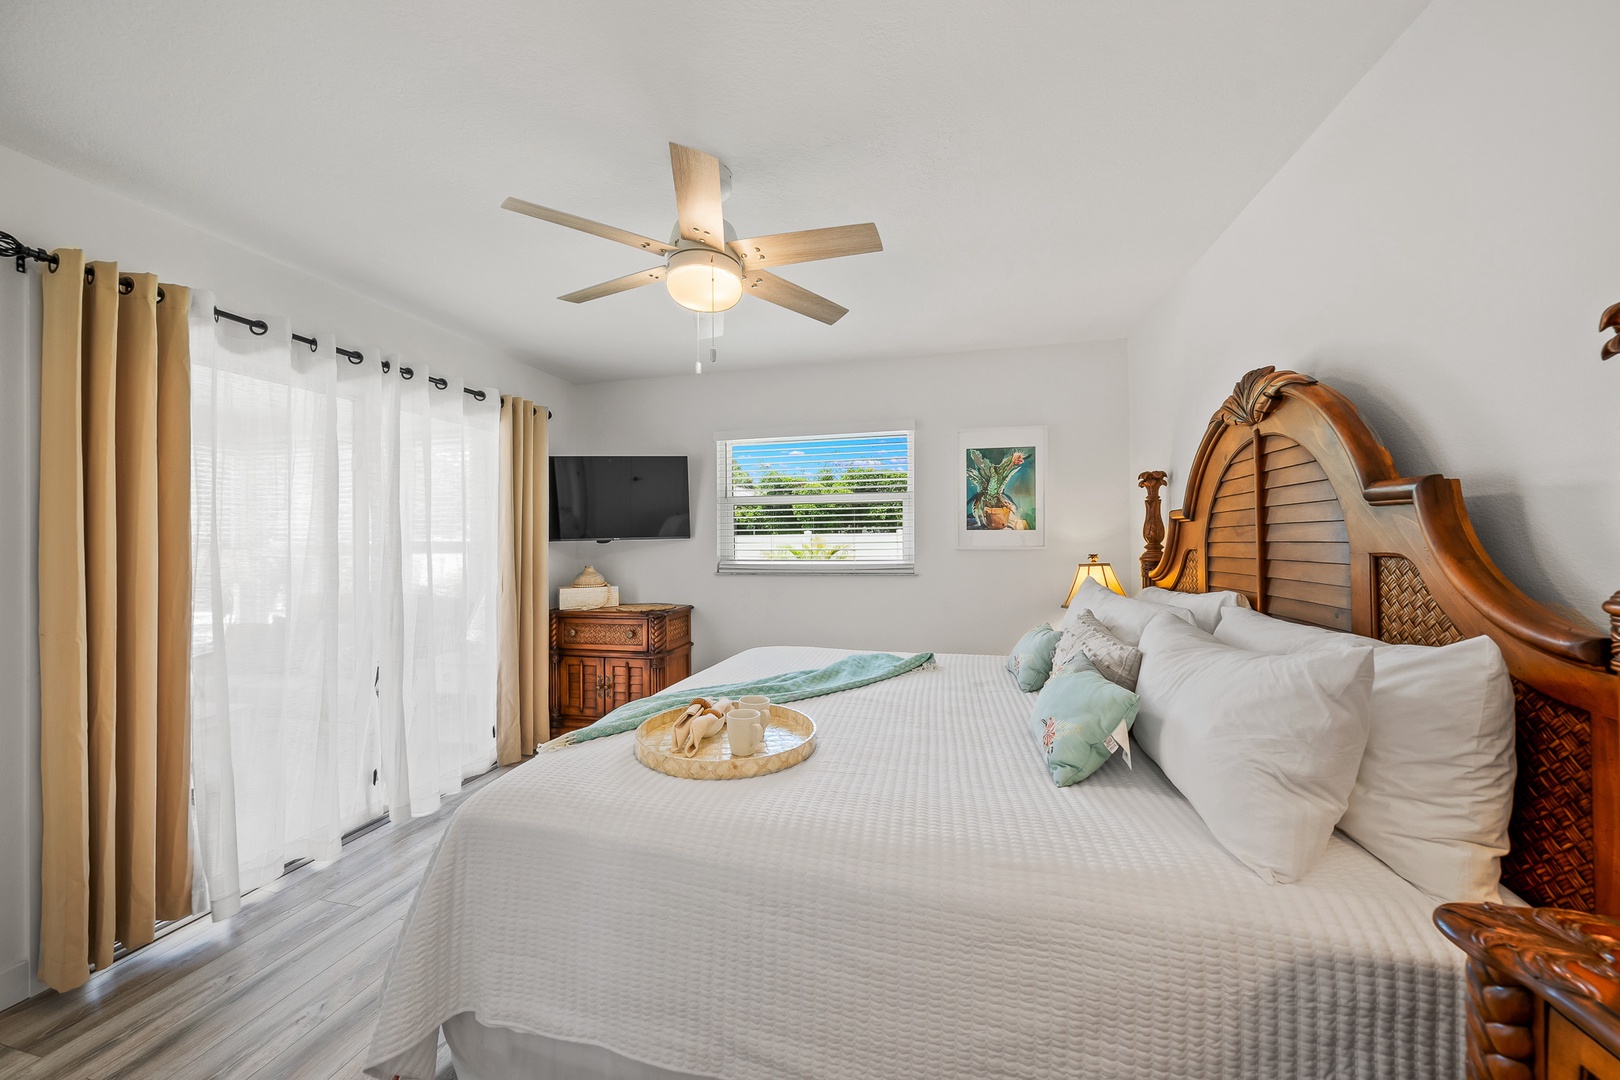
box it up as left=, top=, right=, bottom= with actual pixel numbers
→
left=0, top=763, right=521, bottom=1080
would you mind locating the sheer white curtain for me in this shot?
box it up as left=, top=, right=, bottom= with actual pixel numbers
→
left=189, top=294, right=499, bottom=917
left=378, top=368, right=500, bottom=819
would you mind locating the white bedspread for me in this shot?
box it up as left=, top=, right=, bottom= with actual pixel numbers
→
left=366, top=647, right=1464, bottom=1079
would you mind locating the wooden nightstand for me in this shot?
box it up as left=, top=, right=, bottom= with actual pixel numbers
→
left=1436, top=903, right=1620, bottom=1079
left=550, top=604, right=693, bottom=737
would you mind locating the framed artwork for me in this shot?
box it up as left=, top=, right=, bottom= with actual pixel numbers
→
left=957, top=426, right=1045, bottom=548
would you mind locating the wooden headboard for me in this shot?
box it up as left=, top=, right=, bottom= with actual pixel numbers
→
left=1140, top=367, right=1620, bottom=913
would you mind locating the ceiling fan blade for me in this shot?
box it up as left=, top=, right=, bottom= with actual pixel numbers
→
left=669, top=143, right=725, bottom=251
left=729, top=223, right=882, bottom=269
left=501, top=197, right=675, bottom=256
left=558, top=266, right=667, bottom=304
left=743, top=270, right=849, bottom=325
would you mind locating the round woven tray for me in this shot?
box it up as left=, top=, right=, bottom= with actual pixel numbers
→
left=634, top=703, right=816, bottom=780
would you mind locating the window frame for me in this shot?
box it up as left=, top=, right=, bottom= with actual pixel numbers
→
left=715, top=423, right=917, bottom=576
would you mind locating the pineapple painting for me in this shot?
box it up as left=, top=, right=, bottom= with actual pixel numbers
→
left=964, top=445, right=1037, bottom=530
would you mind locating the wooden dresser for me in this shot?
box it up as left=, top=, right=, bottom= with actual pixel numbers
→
left=550, top=604, right=693, bottom=737
left=1436, top=903, right=1620, bottom=1079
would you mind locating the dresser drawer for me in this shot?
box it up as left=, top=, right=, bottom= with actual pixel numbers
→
left=559, top=617, right=646, bottom=649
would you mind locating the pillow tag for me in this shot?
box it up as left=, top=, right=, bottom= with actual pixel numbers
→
left=1104, top=720, right=1133, bottom=768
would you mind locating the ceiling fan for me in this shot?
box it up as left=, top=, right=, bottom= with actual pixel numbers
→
left=502, top=143, right=881, bottom=325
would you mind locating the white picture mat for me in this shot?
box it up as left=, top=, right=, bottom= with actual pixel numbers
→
left=957, top=425, right=1046, bottom=549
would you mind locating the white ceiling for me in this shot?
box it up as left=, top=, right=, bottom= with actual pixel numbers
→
left=0, top=1, right=1428, bottom=383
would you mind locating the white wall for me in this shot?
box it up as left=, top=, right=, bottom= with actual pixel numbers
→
left=0, top=143, right=573, bottom=1008
left=1126, top=0, right=1620, bottom=625
left=556, top=342, right=1130, bottom=670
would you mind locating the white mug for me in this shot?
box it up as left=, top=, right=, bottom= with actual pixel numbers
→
left=737, top=695, right=772, bottom=714
left=727, top=708, right=765, bottom=757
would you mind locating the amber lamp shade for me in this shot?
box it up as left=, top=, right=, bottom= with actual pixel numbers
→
left=1062, top=554, right=1125, bottom=607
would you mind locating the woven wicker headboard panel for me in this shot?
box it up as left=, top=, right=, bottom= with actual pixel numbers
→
left=1375, top=555, right=1596, bottom=910
left=1143, top=367, right=1619, bottom=913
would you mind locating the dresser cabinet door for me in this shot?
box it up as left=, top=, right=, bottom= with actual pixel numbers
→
left=600, top=657, right=649, bottom=712
left=558, top=654, right=650, bottom=717
left=556, top=654, right=607, bottom=720
left=1550, top=1009, right=1620, bottom=1079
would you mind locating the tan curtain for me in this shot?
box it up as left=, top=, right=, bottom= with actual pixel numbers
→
left=37, top=252, right=193, bottom=991
left=154, top=282, right=193, bottom=920
left=496, top=396, right=548, bottom=764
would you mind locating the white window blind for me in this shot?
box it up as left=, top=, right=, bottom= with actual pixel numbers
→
left=716, top=428, right=915, bottom=573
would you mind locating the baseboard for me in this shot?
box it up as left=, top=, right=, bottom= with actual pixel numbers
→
left=0, top=957, right=35, bottom=1011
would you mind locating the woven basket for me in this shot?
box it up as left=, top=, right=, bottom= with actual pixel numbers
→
left=635, top=703, right=816, bottom=780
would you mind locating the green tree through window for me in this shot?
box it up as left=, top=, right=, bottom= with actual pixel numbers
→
left=718, top=430, right=915, bottom=571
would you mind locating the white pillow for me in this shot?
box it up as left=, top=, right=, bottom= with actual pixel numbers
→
left=1135, top=613, right=1376, bottom=884
left=1061, top=577, right=1193, bottom=646
left=1136, top=585, right=1252, bottom=633
left=1213, top=606, right=1515, bottom=902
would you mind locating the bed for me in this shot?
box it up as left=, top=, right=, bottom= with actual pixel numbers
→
left=365, top=367, right=1620, bottom=1080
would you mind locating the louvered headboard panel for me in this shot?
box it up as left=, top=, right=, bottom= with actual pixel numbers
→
left=1142, top=367, right=1620, bottom=913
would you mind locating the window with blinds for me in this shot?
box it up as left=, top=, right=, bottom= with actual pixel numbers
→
left=716, top=428, right=915, bottom=573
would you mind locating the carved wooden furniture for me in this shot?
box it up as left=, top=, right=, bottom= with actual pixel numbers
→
left=1436, top=902, right=1620, bottom=1079
left=1140, top=367, right=1620, bottom=913
left=1137, top=470, right=1167, bottom=587
left=1602, top=302, right=1619, bottom=362
left=550, top=604, right=692, bottom=738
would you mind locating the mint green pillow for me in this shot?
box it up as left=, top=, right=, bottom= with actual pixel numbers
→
left=1007, top=623, right=1063, bottom=691
left=1028, top=663, right=1140, bottom=786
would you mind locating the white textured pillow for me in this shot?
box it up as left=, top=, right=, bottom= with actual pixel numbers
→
left=1068, top=610, right=1143, bottom=690
left=1135, top=614, right=1376, bottom=884
left=1136, top=586, right=1252, bottom=633
left=1214, top=606, right=1515, bottom=902
left=1061, top=577, right=1193, bottom=647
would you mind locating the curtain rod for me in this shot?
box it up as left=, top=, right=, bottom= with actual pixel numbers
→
left=0, top=230, right=57, bottom=274
left=214, top=305, right=491, bottom=403
left=212, top=307, right=550, bottom=417
left=212, top=306, right=549, bottom=416
left=2, top=229, right=551, bottom=419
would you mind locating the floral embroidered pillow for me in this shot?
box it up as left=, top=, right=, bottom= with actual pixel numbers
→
left=1006, top=623, right=1063, bottom=692
left=1027, top=662, right=1140, bottom=787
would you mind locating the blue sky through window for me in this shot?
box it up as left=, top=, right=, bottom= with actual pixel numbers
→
left=730, top=434, right=910, bottom=480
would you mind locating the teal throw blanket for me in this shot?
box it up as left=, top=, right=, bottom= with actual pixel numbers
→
left=544, top=651, right=935, bottom=748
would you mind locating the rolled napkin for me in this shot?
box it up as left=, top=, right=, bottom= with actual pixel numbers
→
left=670, top=697, right=732, bottom=757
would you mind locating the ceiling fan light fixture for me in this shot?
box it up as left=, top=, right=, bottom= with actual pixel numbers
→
left=665, top=247, right=743, bottom=313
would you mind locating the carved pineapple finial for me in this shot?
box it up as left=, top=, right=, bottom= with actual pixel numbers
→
left=1139, top=471, right=1168, bottom=588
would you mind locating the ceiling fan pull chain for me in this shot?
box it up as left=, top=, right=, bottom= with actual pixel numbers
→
left=696, top=312, right=722, bottom=374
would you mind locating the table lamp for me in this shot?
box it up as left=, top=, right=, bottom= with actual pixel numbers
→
left=1062, top=554, right=1125, bottom=607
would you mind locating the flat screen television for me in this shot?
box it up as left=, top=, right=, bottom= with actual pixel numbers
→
left=550, top=456, right=691, bottom=542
